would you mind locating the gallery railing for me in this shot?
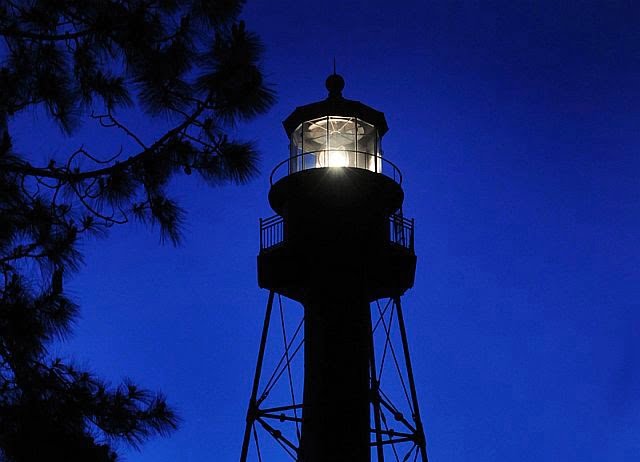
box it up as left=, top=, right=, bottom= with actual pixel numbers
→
left=270, top=151, right=403, bottom=185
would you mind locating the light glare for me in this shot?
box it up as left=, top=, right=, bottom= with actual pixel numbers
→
left=327, top=150, right=349, bottom=168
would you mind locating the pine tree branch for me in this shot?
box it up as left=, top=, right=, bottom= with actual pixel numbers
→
left=91, top=112, right=148, bottom=149
left=4, top=103, right=206, bottom=181
left=0, top=27, right=94, bottom=41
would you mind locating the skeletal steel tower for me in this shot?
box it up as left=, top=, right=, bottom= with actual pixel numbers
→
left=241, top=75, right=428, bottom=462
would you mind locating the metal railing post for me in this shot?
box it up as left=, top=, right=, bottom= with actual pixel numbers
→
left=410, top=218, right=415, bottom=251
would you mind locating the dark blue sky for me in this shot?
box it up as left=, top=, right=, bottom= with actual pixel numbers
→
left=17, top=1, right=638, bottom=460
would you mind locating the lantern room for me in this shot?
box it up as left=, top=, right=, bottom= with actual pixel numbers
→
left=289, top=116, right=380, bottom=171
left=280, top=73, right=390, bottom=177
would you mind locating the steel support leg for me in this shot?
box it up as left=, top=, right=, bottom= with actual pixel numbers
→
left=240, top=290, right=276, bottom=462
left=368, top=305, right=385, bottom=461
left=394, top=296, right=429, bottom=462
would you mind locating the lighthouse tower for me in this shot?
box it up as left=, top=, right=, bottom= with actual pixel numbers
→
left=241, top=75, right=428, bottom=462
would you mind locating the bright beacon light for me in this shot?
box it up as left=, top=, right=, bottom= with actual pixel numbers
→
left=327, top=149, right=349, bottom=167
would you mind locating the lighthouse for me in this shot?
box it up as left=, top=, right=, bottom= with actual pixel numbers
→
left=241, top=75, right=427, bottom=462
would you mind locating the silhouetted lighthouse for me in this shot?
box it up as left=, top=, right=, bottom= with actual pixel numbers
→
left=241, top=75, right=428, bottom=462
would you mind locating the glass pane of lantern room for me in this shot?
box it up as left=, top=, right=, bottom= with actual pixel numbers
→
left=290, top=124, right=303, bottom=173
left=357, top=119, right=378, bottom=171
left=327, top=117, right=356, bottom=167
left=303, top=117, right=328, bottom=168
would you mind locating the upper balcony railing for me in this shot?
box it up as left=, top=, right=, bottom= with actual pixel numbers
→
left=270, top=150, right=403, bottom=186
left=389, top=214, right=414, bottom=250
left=259, top=213, right=414, bottom=252
left=259, top=215, right=284, bottom=251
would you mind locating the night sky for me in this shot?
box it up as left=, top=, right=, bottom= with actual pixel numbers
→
left=13, top=1, right=639, bottom=461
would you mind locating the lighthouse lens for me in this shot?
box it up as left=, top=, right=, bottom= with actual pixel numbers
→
left=290, top=116, right=381, bottom=173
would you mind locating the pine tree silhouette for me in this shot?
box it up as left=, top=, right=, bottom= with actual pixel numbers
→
left=0, top=1, right=274, bottom=460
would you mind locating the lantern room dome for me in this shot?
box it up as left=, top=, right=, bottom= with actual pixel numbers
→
left=282, top=74, right=388, bottom=137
